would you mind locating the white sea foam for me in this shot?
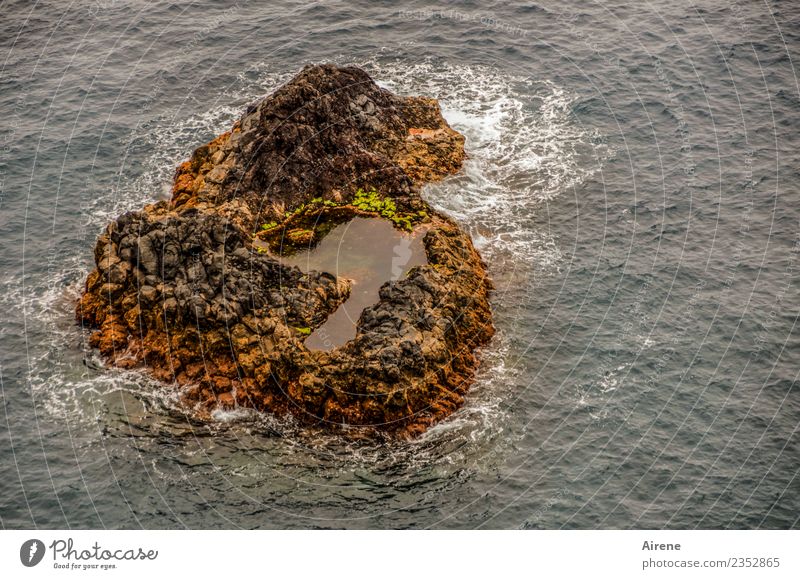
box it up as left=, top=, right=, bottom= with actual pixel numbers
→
left=355, top=58, right=611, bottom=446
left=13, top=59, right=607, bottom=450
left=361, top=58, right=610, bottom=276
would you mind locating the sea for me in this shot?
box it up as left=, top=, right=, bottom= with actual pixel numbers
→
left=1, top=0, right=798, bottom=529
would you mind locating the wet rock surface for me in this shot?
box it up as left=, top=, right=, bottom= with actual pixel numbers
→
left=77, top=64, right=494, bottom=437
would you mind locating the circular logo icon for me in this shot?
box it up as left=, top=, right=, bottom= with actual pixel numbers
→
left=20, top=539, right=46, bottom=567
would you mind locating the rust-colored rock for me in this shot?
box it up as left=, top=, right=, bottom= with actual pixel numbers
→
left=77, top=64, right=493, bottom=437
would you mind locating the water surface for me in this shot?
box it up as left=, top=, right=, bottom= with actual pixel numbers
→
left=0, top=0, right=798, bottom=529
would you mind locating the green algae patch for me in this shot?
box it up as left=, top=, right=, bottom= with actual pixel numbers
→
left=254, top=189, right=428, bottom=254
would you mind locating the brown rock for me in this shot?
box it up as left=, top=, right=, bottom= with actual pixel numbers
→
left=76, top=64, right=494, bottom=438
left=217, top=392, right=235, bottom=409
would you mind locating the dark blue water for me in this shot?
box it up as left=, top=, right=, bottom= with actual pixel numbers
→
left=1, top=0, right=798, bottom=529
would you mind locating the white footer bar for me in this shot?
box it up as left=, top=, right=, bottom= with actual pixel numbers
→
left=1, top=530, right=796, bottom=578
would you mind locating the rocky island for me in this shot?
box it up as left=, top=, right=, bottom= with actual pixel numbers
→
left=76, top=64, right=494, bottom=437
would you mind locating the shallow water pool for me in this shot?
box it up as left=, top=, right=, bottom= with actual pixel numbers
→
left=280, top=217, right=428, bottom=350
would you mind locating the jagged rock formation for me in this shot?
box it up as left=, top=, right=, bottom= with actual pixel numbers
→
left=77, top=64, right=494, bottom=437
